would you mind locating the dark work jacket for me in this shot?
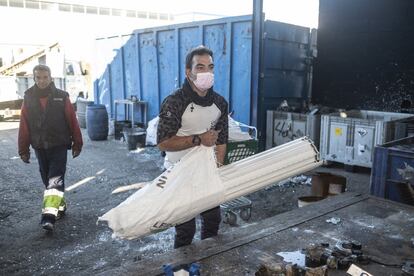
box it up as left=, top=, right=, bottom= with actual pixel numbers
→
left=24, top=85, right=71, bottom=149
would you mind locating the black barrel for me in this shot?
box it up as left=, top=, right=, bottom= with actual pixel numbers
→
left=114, top=120, right=132, bottom=140
left=122, top=127, right=146, bottom=150
left=86, top=104, right=108, bottom=141
left=76, top=100, right=94, bottom=128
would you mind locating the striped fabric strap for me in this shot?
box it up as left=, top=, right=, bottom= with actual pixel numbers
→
left=42, top=189, right=64, bottom=216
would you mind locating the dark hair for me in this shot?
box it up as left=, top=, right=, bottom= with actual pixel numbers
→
left=185, top=46, right=213, bottom=69
left=33, top=64, right=51, bottom=76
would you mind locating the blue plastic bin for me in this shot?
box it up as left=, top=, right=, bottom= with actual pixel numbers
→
left=370, top=136, right=414, bottom=205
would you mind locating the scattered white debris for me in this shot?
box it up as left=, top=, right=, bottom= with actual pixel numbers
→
left=93, top=259, right=107, bottom=270
left=111, top=182, right=149, bottom=194
left=277, top=250, right=305, bottom=267
left=326, top=217, right=341, bottom=225
left=289, top=175, right=312, bottom=185
left=98, top=231, right=111, bottom=242
left=353, top=219, right=375, bottom=229
left=266, top=174, right=312, bottom=190
left=388, top=234, right=403, bottom=240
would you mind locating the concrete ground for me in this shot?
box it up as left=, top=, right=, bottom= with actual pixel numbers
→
left=0, top=120, right=370, bottom=275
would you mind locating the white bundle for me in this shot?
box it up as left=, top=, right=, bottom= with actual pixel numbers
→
left=145, top=116, right=159, bottom=146
left=99, top=137, right=321, bottom=239
left=220, top=138, right=320, bottom=201
left=228, top=116, right=254, bottom=141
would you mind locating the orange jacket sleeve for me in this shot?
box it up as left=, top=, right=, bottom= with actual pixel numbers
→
left=64, top=98, right=83, bottom=151
left=18, top=101, right=31, bottom=156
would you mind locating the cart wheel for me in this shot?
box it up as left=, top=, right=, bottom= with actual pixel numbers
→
left=240, top=208, right=251, bottom=221
left=224, top=211, right=237, bottom=226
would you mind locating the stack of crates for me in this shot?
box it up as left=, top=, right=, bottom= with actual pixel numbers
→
left=265, top=110, right=321, bottom=150
left=320, top=110, right=414, bottom=168
left=221, top=124, right=258, bottom=226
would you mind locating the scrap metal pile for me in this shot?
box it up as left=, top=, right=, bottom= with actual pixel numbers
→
left=256, top=241, right=406, bottom=276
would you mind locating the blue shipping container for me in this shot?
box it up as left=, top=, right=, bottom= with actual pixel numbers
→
left=370, top=136, right=414, bottom=205
left=94, top=15, right=312, bottom=144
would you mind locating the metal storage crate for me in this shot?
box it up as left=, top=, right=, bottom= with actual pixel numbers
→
left=394, top=117, right=414, bottom=138
left=370, top=136, right=414, bottom=205
left=320, top=110, right=414, bottom=168
left=266, top=110, right=321, bottom=150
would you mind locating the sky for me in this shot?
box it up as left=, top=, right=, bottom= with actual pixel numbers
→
left=63, top=0, right=319, bottom=27
left=0, top=0, right=319, bottom=65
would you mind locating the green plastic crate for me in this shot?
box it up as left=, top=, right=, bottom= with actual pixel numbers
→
left=224, top=139, right=258, bottom=165
left=222, top=139, right=257, bottom=225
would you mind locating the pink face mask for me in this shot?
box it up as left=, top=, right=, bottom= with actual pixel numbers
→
left=193, top=72, right=214, bottom=91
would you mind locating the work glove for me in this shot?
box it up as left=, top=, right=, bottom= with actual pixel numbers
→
left=20, top=153, right=30, bottom=163
left=72, top=149, right=81, bottom=159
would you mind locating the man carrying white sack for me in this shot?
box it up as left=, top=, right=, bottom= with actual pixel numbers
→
left=157, top=45, right=229, bottom=248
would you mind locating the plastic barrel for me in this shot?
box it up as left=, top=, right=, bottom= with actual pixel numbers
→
left=76, top=100, right=94, bottom=128
left=86, top=104, right=108, bottom=141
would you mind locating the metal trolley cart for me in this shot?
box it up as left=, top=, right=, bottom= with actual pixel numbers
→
left=221, top=123, right=258, bottom=226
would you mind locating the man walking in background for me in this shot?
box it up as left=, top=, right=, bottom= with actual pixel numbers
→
left=18, top=65, right=83, bottom=231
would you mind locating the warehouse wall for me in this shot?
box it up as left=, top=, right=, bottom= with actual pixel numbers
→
left=313, top=0, right=414, bottom=111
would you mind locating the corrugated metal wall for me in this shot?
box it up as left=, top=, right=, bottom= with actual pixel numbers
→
left=94, top=15, right=313, bottom=145
left=94, top=15, right=253, bottom=125
left=258, top=20, right=312, bottom=148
